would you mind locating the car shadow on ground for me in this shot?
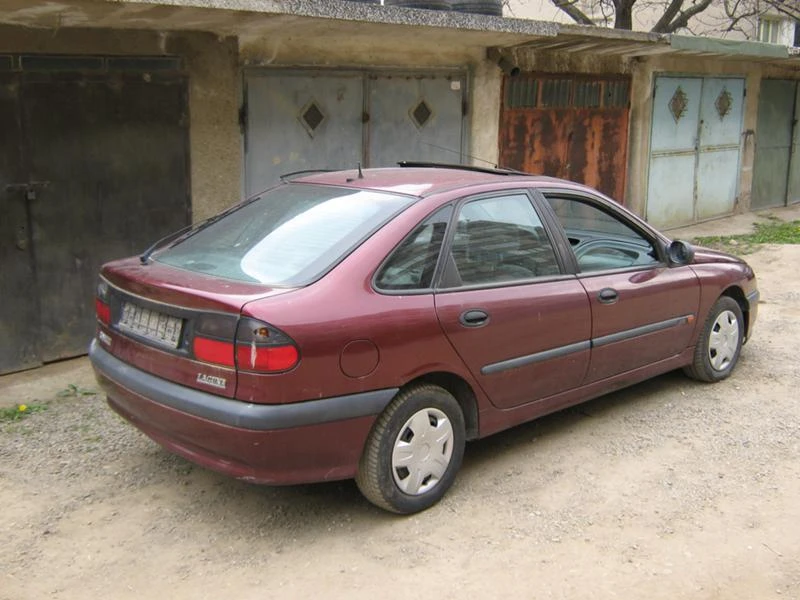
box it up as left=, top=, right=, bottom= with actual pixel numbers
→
left=130, top=368, right=693, bottom=534
left=460, top=369, right=689, bottom=472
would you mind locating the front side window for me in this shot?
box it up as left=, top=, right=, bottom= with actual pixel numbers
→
left=545, top=196, right=660, bottom=273
left=155, top=184, right=415, bottom=286
left=449, top=194, right=560, bottom=286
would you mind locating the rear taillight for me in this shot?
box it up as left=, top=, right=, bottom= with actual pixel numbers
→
left=192, top=315, right=299, bottom=373
left=193, top=336, right=235, bottom=367
left=96, top=280, right=111, bottom=326
left=193, top=314, right=238, bottom=367
left=235, top=318, right=299, bottom=373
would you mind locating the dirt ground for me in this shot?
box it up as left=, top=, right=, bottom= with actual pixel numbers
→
left=1, top=244, right=799, bottom=600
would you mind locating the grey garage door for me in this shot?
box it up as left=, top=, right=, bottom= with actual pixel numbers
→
left=752, top=79, right=800, bottom=210
left=244, top=70, right=467, bottom=196
left=646, top=76, right=745, bottom=228
left=0, top=57, right=190, bottom=374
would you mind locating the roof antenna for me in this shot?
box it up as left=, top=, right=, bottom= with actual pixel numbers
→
left=357, top=162, right=364, bottom=179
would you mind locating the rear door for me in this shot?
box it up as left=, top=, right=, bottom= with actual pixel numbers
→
left=540, top=191, right=700, bottom=383
left=433, top=191, right=591, bottom=410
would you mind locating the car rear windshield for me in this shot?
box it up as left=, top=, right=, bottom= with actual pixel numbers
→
left=155, top=183, right=415, bottom=286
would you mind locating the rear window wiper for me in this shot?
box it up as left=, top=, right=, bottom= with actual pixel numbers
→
left=139, top=196, right=260, bottom=264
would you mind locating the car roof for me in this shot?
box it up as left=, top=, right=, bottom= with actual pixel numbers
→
left=290, top=166, right=572, bottom=198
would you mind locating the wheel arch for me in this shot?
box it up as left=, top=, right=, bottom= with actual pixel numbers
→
left=401, top=372, right=480, bottom=441
left=720, top=285, right=750, bottom=341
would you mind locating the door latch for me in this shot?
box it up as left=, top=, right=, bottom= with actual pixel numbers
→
left=5, top=181, right=50, bottom=200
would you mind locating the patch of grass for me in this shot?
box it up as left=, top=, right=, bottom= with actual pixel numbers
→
left=0, top=403, right=47, bottom=422
left=693, top=219, right=800, bottom=254
left=57, top=383, right=97, bottom=398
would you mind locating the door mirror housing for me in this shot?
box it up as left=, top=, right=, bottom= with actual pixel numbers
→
left=667, top=240, right=695, bottom=266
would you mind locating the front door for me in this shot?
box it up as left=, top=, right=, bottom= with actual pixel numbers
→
left=434, top=192, right=591, bottom=410
left=542, top=193, right=699, bottom=382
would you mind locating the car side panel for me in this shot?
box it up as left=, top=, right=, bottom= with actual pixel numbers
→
left=578, top=265, right=701, bottom=382
left=434, top=278, right=592, bottom=409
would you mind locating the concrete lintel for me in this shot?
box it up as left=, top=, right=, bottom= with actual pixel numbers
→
left=0, top=0, right=559, bottom=40
left=669, top=34, right=790, bottom=59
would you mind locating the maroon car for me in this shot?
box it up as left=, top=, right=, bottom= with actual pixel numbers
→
left=90, top=164, right=758, bottom=514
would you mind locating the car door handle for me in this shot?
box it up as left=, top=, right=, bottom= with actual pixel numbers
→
left=459, top=309, right=489, bottom=327
left=598, top=288, right=619, bottom=304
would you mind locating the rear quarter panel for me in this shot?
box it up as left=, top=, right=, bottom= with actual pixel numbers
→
left=235, top=193, right=484, bottom=405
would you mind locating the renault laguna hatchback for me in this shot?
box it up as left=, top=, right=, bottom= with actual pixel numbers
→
left=90, top=164, right=759, bottom=514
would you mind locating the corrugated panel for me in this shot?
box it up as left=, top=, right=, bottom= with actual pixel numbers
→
left=540, top=79, right=571, bottom=108
left=505, top=77, right=538, bottom=108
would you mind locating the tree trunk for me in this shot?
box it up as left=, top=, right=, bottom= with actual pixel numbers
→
left=614, top=1, right=633, bottom=29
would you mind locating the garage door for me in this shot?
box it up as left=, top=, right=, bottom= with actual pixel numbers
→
left=498, top=74, right=631, bottom=202
left=646, top=76, right=745, bottom=228
left=243, top=69, right=467, bottom=195
left=0, top=56, right=190, bottom=374
left=752, top=79, right=800, bottom=210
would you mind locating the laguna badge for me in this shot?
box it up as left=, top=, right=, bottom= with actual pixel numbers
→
left=196, top=373, right=227, bottom=389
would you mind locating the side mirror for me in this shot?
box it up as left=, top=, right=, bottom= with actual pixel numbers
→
left=667, top=240, right=695, bottom=266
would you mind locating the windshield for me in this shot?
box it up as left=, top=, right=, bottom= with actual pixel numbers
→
left=155, top=184, right=415, bottom=286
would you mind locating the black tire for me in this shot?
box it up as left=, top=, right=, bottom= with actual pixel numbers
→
left=684, top=296, right=744, bottom=383
left=356, top=384, right=465, bottom=514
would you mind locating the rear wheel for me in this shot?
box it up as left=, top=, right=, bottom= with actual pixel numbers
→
left=356, top=384, right=465, bottom=514
left=684, top=296, right=744, bottom=382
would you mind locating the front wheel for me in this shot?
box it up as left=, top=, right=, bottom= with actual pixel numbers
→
left=684, top=296, right=744, bottom=382
left=356, top=384, right=465, bottom=514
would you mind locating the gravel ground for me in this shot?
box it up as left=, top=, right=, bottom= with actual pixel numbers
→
left=1, top=244, right=798, bottom=600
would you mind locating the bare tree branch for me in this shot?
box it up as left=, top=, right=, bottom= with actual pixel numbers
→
left=551, top=0, right=595, bottom=24
left=653, top=0, right=714, bottom=32
left=543, top=0, right=796, bottom=35
left=650, top=0, right=685, bottom=33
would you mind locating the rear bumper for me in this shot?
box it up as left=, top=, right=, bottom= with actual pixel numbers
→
left=89, top=339, right=396, bottom=484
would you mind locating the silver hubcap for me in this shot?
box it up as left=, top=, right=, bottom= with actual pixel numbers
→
left=392, top=408, right=454, bottom=496
left=708, top=309, right=739, bottom=371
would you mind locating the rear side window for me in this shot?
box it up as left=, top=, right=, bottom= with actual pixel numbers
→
left=156, top=184, right=414, bottom=286
left=450, top=194, right=560, bottom=286
left=375, top=206, right=452, bottom=291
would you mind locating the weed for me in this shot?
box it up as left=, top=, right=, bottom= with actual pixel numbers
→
left=694, top=219, right=800, bottom=255
left=57, top=383, right=97, bottom=398
left=0, top=403, right=47, bottom=422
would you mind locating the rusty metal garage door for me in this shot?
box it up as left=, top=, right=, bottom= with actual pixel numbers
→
left=498, top=74, right=631, bottom=202
left=243, top=69, right=467, bottom=195
left=0, top=56, right=190, bottom=374
left=752, top=79, right=800, bottom=210
left=646, top=76, right=745, bottom=228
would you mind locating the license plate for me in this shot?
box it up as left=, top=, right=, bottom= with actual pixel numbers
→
left=118, top=302, right=183, bottom=348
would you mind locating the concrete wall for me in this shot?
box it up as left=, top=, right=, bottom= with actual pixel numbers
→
left=0, top=25, right=240, bottom=222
